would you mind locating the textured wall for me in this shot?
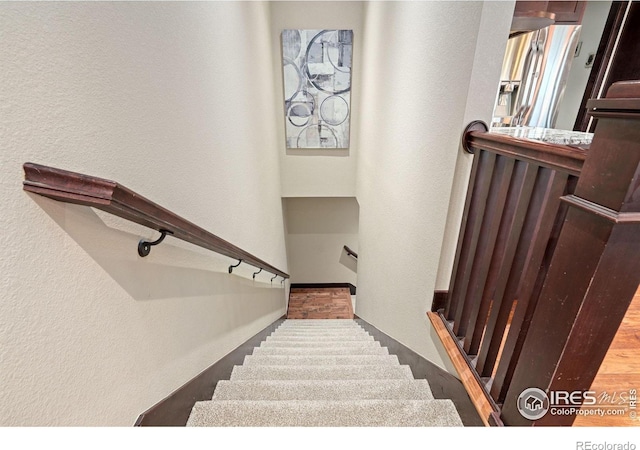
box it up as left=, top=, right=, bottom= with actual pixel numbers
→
left=355, top=1, right=513, bottom=371
left=283, top=197, right=359, bottom=285
left=435, top=1, right=516, bottom=291
left=270, top=1, right=364, bottom=198
left=0, top=2, right=288, bottom=425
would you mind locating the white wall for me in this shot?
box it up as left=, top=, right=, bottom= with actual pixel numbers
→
left=270, top=2, right=364, bottom=198
left=283, top=197, right=358, bottom=285
left=0, top=2, right=288, bottom=426
left=555, top=0, right=612, bottom=131
left=356, top=1, right=514, bottom=371
left=436, top=1, right=516, bottom=291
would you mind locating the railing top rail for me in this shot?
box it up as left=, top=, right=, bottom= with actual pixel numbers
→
left=343, top=245, right=358, bottom=259
left=23, top=162, right=289, bottom=279
left=464, top=131, right=587, bottom=177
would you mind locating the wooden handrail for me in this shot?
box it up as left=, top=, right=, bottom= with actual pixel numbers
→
left=464, top=131, right=587, bottom=177
left=343, top=245, right=358, bottom=259
left=22, top=163, right=289, bottom=279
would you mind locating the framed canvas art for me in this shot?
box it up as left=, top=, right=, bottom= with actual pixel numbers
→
left=282, top=29, right=353, bottom=149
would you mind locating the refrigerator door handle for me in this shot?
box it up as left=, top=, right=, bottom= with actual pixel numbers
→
left=522, top=45, right=544, bottom=125
left=514, top=40, right=538, bottom=126
left=512, top=48, right=537, bottom=125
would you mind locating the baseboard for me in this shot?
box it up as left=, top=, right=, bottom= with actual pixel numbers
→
left=290, top=283, right=356, bottom=295
left=135, top=316, right=286, bottom=426
left=427, top=311, right=502, bottom=427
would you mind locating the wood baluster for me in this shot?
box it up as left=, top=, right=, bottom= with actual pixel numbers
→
left=447, top=150, right=497, bottom=328
left=459, top=156, right=515, bottom=349
left=471, top=161, right=538, bottom=368
left=489, top=168, right=571, bottom=403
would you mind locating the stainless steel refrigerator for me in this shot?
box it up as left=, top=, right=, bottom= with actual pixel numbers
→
left=492, top=25, right=582, bottom=129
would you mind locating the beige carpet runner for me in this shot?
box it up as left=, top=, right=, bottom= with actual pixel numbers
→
left=186, top=319, right=464, bottom=426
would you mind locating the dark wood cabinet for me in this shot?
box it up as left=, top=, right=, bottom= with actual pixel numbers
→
left=547, top=1, right=587, bottom=23
left=514, top=1, right=550, bottom=13
left=514, top=1, right=586, bottom=24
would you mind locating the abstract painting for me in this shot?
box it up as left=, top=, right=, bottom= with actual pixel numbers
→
left=282, top=29, right=353, bottom=149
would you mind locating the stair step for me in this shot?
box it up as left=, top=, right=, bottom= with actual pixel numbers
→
left=211, top=379, right=434, bottom=401
left=242, top=354, right=400, bottom=366
left=271, top=329, right=367, bottom=336
left=259, top=340, right=382, bottom=348
left=269, top=333, right=369, bottom=339
left=276, top=326, right=362, bottom=331
left=279, top=320, right=358, bottom=326
left=187, top=399, right=463, bottom=426
left=230, top=364, right=414, bottom=381
left=252, top=346, right=390, bottom=356
left=184, top=314, right=464, bottom=427
left=266, top=335, right=374, bottom=342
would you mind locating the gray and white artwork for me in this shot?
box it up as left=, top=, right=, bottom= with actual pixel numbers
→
left=282, top=29, right=353, bottom=149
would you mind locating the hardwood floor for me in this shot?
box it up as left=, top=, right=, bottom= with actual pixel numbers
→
left=573, top=284, right=640, bottom=426
left=287, top=287, right=354, bottom=319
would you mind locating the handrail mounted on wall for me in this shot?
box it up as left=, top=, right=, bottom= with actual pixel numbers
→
left=22, top=163, right=289, bottom=280
left=343, top=245, right=358, bottom=259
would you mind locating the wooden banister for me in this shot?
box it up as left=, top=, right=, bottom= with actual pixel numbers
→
left=436, top=80, right=640, bottom=426
left=501, top=80, right=640, bottom=426
left=23, top=163, right=289, bottom=279
left=464, top=131, right=587, bottom=176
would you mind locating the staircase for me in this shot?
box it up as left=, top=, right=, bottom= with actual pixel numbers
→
left=186, top=319, right=463, bottom=426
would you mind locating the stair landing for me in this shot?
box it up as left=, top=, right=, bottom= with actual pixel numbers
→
left=287, top=287, right=354, bottom=319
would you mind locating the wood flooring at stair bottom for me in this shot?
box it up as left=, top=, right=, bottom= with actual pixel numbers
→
left=287, top=288, right=354, bottom=319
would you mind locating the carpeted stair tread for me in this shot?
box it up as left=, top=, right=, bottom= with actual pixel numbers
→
left=211, top=379, right=435, bottom=401
left=242, top=354, right=400, bottom=366
left=277, top=323, right=362, bottom=330
left=230, top=364, right=414, bottom=380
left=268, top=333, right=369, bottom=339
left=252, top=346, right=390, bottom=356
left=274, top=325, right=366, bottom=333
left=277, top=325, right=362, bottom=328
left=265, top=335, right=374, bottom=342
left=278, top=323, right=362, bottom=327
left=259, top=340, right=382, bottom=348
left=270, top=329, right=368, bottom=336
left=186, top=399, right=462, bottom=427
left=280, top=319, right=357, bottom=324
left=185, top=318, right=464, bottom=427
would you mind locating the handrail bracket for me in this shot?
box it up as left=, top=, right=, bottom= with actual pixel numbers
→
left=138, top=230, right=173, bottom=257
left=228, top=259, right=243, bottom=274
